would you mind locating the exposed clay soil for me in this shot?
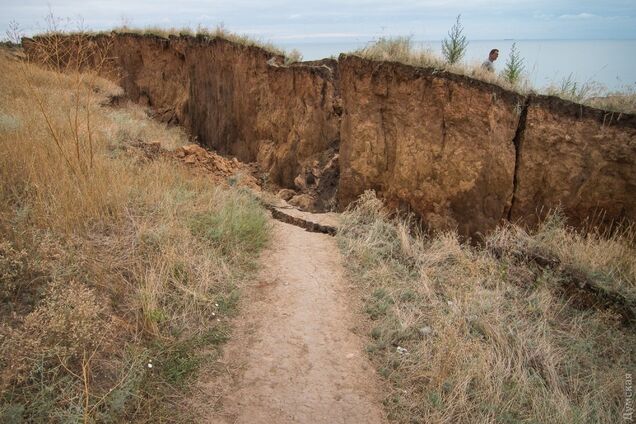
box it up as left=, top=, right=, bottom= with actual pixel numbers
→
left=23, top=34, right=636, bottom=235
left=198, top=218, right=387, bottom=424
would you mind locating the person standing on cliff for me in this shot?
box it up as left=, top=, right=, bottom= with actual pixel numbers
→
left=482, top=49, right=499, bottom=72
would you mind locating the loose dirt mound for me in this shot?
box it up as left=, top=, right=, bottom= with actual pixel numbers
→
left=174, top=144, right=260, bottom=189
left=122, top=141, right=261, bottom=188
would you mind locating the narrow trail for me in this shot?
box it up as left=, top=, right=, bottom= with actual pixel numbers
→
left=205, top=216, right=387, bottom=424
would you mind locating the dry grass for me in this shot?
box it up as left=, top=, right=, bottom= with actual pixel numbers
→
left=122, top=25, right=304, bottom=64
left=353, top=37, right=636, bottom=115
left=352, top=37, right=530, bottom=93
left=14, top=14, right=287, bottom=58
left=111, top=24, right=288, bottom=57
left=488, top=214, right=636, bottom=304
left=586, top=89, right=636, bottom=115
left=26, top=23, right=306, bottom=65
left=338, top=191, right=635, bottom=423
left=543, top=74, right=636, bottom=114
left=0, top=48, right=269, bottom=422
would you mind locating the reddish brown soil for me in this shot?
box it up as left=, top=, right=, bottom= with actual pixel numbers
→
left=23, top=33, right=636, bottom=235
left=173, top=144, right=260, bottom=189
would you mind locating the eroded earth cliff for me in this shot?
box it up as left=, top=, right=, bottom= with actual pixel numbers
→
left=511, top=96, right=636, bottom=229
left=23, top=33, right=636, bottom=237
left=337, top=55, right=524, bottom=236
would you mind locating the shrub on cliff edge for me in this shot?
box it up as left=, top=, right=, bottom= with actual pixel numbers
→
left=441, top=14, right=469, bottom=65
left=501, top=42, right=525, bottom=85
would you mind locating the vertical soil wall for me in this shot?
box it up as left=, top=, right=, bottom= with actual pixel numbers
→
left=337, top=55, right=525, bottom=236
left=23, top=34, right=340, bottom=189
left=22, top=34, right=636, bottom=236
left=511, top=96, right=636, bottom=229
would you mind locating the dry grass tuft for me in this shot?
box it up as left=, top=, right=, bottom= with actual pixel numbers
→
left=0, top=46, right=269, bottom=422
left=586, top=88, right=636, bottom=115
left=543, top=74, right=636, bottom=114
left=1, top=280, right=108, bottom=387
left=338, top=191, right=635, bottom=424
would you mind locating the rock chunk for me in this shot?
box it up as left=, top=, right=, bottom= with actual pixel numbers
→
left=277, top=188, right=296, bottom=201
left=289, top=194, right=317, bottom=211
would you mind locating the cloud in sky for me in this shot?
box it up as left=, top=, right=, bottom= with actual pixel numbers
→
left=559, top=12, right=597, bottom=19
left=1, top=0, right=635, bottom=41
left=557, top=12, right=622, bottom=21
left=275, top=32, right=372, bottom=40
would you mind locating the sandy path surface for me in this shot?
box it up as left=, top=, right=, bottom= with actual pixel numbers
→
left=206, top=219, right=387, bottom=424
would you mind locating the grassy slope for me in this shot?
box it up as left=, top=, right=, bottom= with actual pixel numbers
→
left=0, top=51, right=269, bottom=422
left=338, top=191, right=635, bottom=424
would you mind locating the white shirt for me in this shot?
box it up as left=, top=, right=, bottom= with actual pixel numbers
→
left=482, top=59, right=495, bottom=72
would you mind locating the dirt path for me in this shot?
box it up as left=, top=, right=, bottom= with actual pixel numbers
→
left=205, top=218, right=387, bottom=424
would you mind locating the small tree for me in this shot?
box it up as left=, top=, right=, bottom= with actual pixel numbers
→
left=502, top=42, right=525, bottom=85
left=441, top=14, right=468, bottom=65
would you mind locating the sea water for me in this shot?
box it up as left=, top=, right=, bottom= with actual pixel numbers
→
left=278, top=39, right=636, bottom=91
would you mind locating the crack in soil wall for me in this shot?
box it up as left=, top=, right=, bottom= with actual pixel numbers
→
left=507, top=97, right=531, bottom=221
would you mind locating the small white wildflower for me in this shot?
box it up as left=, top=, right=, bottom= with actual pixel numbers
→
left=216, top=318, right=220, bottom=322
left=419, top=326, right=433, bottom=336
left=147, top=363, right=153, bottom=369
left=215, top=303, right=219, bottom=307
left=212, top=312, right=216, bottom=316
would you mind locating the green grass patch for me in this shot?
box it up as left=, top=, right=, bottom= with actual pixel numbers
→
left=189, top=189, right=269, bottom=257
left=216, top=289, right=241, bottom=317
left=157, top=325, right=230, bottom=387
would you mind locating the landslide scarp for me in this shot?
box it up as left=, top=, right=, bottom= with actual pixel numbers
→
left=22, top=33, right=636, bottom=237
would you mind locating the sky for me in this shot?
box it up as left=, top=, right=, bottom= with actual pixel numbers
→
left=2, top=0, right=636, bottom=43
